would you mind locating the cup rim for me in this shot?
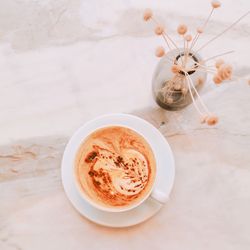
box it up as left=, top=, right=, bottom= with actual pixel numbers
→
left=73, top=123, right=157, bottom=213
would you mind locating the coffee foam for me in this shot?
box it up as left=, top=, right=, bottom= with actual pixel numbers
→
left=75, top=126, right=156, bottom=208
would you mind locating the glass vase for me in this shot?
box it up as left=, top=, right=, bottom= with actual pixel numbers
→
left=152, top=49, right=207, bottom=111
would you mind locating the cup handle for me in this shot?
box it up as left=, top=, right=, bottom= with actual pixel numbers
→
left=150, top=189, right=169, bottom=204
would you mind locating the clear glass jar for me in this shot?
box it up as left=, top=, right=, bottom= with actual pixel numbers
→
left=152, top=49, right=207, bottom=110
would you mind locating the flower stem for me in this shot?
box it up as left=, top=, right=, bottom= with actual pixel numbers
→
left=202, top=50, right=235, bottom=62
left=190, top=7, right=215, bottom=51
left=185, top=71, right=210, bottom=114
left=195, top=11, right=250, bottom=53
left=184, top=73, right=204, bottom=116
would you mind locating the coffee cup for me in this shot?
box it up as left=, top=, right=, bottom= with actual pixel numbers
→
left=73, top=123, right=169, bottom=213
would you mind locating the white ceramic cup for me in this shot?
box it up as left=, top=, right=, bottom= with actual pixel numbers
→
left=67, top=113, right=175, bottom=213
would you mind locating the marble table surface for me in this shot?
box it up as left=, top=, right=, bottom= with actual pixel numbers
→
left=0, top=0, right=250, bottom=249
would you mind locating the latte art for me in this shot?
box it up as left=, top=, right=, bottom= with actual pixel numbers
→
left=75, top=126, right=156, bottom=208
left=87, top=147, right=148, bottom=196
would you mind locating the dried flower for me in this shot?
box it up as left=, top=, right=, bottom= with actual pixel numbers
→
left=155, top=46, right=165, bottom=57
left=185, top=34, right=192, bottom=42
left=218, top=64, right=233, bottom=80
left=177, top=24, right=187, bottom=35
left=171, top=64, right=182, bottom=74
left=211, top=1, right=221, bottom=9
left=215, top=59, right=224, bottom=69
left=143, top=9, right=153, bottom=21
left=206, top=115, right=218, bottom=125
left=155, top=25, right=164, bottom=35
left=197, top=27, right=203, bottom=34
left=143, top=5, right=248, bottom=126
left=213, top=74, right=223, bottom=84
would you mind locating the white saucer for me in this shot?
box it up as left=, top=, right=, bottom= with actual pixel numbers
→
left=61, top=113, right=175, bottom=227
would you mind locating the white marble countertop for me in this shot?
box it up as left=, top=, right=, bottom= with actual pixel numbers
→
left=0, top=0, right=250, bottom=249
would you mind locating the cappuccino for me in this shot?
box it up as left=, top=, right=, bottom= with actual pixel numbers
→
left=75, top=126, right=156, bottom=209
